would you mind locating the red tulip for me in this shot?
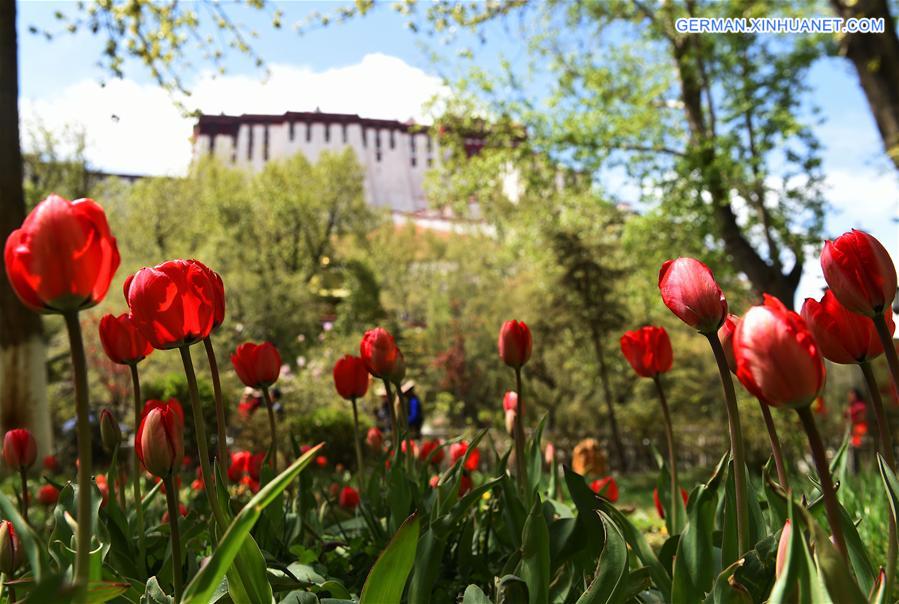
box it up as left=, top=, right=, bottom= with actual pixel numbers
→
left=366, top=427, right=383, bottom=450
left=4, top=194, right=120, bottom=313
left=125, top=259, right=217, bottom=349
left=419, top=439, right=444, bottom=464
left=228, top=451, right=251, bottom=483
left=775, top=520, right=791, bottom=579
left=459, top=473, right=472, bottom=496
left=733, top=295, right=825, bottom=408
left=187, top=259, right=225, bottom=329
left=590, top=476, right=619, bottom=502
left=333, top=355, right=369, bottom=400
left=0, top=520, right=22, bottom=575
left=498, top=320, right=532, bottom=368
left=136, top=399, right=184, bottom=478
left=821, top=229, right=897, bottom=316
left=360, top=328, right=399, bottom=378
left=658, top=258, right=728, bottom=333
left=316, top=455, right=328, bottom=468
left=450, top=441, right=480, bottom=471
left=231, top=342, right=281, bottom=388
left=653, top=487, right=688, bottom=519
left=3, top=429, right=36, bottom=470
left=248, top=452, right=264, bottom=481
left=338, top=486, right=360, bottom=510
left=801, top=290, right=894, bottom=364
left=620, top=326, right=673, bottom=378
left=717, top=314, right=739, bottom=373
left=95, top=474, right=109, bottom=508
left=98, top=313, right=152, bottom=365
left=237, top=398, right=260, bottom=420
left=42, top=455, right=59, bottom=473
left=429, top=474, right=440, bottom=488
left=38, top=484, right=59, bottom=506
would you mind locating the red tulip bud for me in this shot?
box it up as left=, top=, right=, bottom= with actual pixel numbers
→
left=734, top=295, right=825, bottom=408
left=38, top=484, right=59, bottom=506
left=620, top=326, right=673, bottom=378
left=231, top=342, right=281, bottom=388
left=99, top=408, right=121, bottom=454
left=4, top=195, right=120, bottom=314
left=3, top=429, right=36, bottom=470
left=498, top=320, right=532, bottom=368
left=659, top=258, right=728, bottom=333
left=136, top=399, right=184, bottom=478
left=0, top=520, right=22, bottom=575
left=821, top=229, right=896, bottom=316
left=366, top=427, right=383, bottom=450
left=360, top=328, right=399, bottom=378
left=653, top=486, right=688, bottom=519
left=450, top=441, right=480, bottom=471
left=338, top=486, right=360, bottom=510
left=590, top=476, right=619, bottom=502
left=775, top=520, right=792, bottom=579
left=99, top=313, right=152, bottom=365
left=333, top=355, right=369, bottom=400
left=801, top=290, right=894, bottom=364
left=717, top=315, right=739, bottom=374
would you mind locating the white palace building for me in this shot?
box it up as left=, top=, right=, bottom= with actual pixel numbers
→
left=192, top=111, right=498, bottom=231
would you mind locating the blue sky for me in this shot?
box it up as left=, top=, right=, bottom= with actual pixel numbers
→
left=16, top=1, right=899, bottom=304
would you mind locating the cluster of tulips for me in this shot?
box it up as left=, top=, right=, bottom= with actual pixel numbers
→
left=2, top=191, right=899, bottom=603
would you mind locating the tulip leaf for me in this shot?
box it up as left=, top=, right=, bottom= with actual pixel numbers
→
left=575, top=511, right=629, bottom=604
left=654, top=453, right=686, bottom=536
left=762, top=458, right=788, bottom=530
left=461, top=584, right=492, bottom=604
left=0, top=487, right=45, bottom=579
left=878, top=453, right=899, bottom=545
left=359, top=512, right=421, bottom=604
left=868, top=569, right=888, bottom=604
left=520, top=495, right=550, bottom=604
left=721, top=460, right=765, bottom=568
left=408, top=529, right=445, bottom=604
left=768, top=500, right=829, bottom=604
left=180, top=443, right=323, bottom=604
left=672, top=453, right=727, bottom=603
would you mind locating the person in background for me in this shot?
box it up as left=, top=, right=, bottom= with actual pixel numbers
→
left=404, top=382, right=423, bottom=437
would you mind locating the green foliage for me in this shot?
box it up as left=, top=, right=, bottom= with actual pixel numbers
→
left=289, top=404, right=371, bottom=468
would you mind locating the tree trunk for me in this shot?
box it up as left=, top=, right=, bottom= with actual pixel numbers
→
left=832, top=0, right=899, bottom=171
left=594, top=337, right=628, bottom=472
left=0, top=0, right=51, bottom=457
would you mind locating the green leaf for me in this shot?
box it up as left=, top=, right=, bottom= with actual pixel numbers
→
left=408, top=528, right=445, bottom=604
left=0, top=487, right=45, bottom=578
left=576, top=512, right=629, bottom=604
left=496, top=574, right=529, bottom=604
left=181, top=443, right=323, bottom=604
left=360, top=512, right=421, bottom=604
left=461, top=584, right=492, bottom=604
left=655, top=454, right=686, bottom=536
left=672, top=453, right=727, bottom=603
left=768, top=500, right=829, bottom=604
left=520, top=495, right=550, bottom=604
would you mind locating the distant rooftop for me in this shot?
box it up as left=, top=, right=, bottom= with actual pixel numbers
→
left=193, top=111, right=426, bottom=139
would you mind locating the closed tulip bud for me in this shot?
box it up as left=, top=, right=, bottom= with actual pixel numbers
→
left=620, top=326, right=673, bottom=378
left=0, top=521, right=22, bottom=575
left=801, top=290, right=894, bottom=364
left=419, top=439, right=444, bottom=464
left=125, top=259, right=217, bottom=349
left=360, top=328, right=399, bottom=378
left=498, top=320, right=532, bottom=368
left=653, top=487, right=688, bottom=519
left=450, top=441, right=480, bottom=471
left=333, top=355, right=369, bottom=399
left=505, top=410, right=517, bottom=436
left=99, top=409, right=121, bottom=453
left=366, top=427, right=383, bottom=450
left=590, top=476, right=619, bottom=502
left=775, top=520, right=791, bottom=579
left=389, top=348, right=406, bottom=385
left=717, top=315, right=739, bottom=373
left=734, top=295, right=825, bottom=408
left=38, top=484, right=60, bottom=506
left=3, top=429, right=36, bottom=470
left=136, top=399, right=184, bottom=478
left=503, top=391, right=519, bottom=435
left=42, top=455, right=59, bottom=473
left=338, top=486, right=360, bottom=510
left=231, top=342, right=281, bottom=388
left=821, top=230, right=897, bottom=316
left=658, top=258, right=728, bottom=333
left=98, top=313, right=152, bottom=365
left=544, top=442, right=556, bottom=467
left=4, top=195, right=120, bottom=314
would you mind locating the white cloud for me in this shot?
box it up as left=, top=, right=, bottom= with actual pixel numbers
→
left=19, top=53, right=446, bottom=176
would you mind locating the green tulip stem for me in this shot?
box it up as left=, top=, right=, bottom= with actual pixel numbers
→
left=350, top=398, right=366, bottom=484
left=261, top=386, right=278, bottom=473
left=514, top=366, right=529, bottom=497
left=163, top=474, right=184, bottom=603
left=706, top=332, right=750, bottom=556
left=652, top=374, right=679, bottom=533
left=860, top=359, right=896, bottom=593
left=203, top=336, right=229, bottom=467
left=382, top=379, right=399, bottom=455
left=796, top=405, right=849, bottom=562
left=757, top=399, right=789, bottom=489
left=64, top=311, right=92, bottom=600
left=178, top=345, right=227, bottom=529
left=128, top=363, right=147, bottom=574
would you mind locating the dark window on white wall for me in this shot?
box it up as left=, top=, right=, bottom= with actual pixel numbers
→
left=306, top=123, right=312, bottom=142
left=247, top=127, right=254, bottom=160
left=324, top=124, right=331, bottom=142
left=389, top=130, right=395, bottom=149
left=289, top=122, right=295, bottom=141
left=342, top=124, right=348, bottom=143
left=362, top=128, right=368, bottom=147
left=263, top=125, right=270, bottom=160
